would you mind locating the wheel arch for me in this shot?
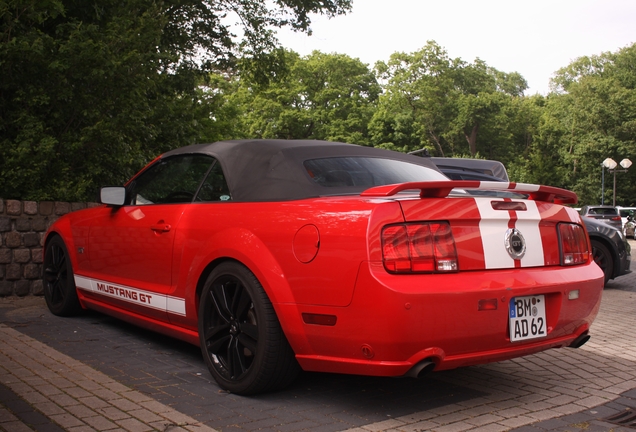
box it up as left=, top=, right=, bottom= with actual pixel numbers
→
left=186, top=228, right=305, bottom=350
left=188, top=229, right=294, bottom=303
left=43, top=217, right=79, bottom=270
left=194, top=257, right=236, bottom=314
left=192, top=254, right=310, bottom=361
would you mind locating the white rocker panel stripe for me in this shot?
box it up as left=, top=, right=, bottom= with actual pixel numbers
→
left=74, top=275, right=186, bottom=316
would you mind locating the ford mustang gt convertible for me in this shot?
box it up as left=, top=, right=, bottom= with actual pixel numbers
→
left=43, top=140, right=604, bottom=395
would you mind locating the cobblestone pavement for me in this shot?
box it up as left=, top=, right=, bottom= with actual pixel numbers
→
left=1, top=241, right=635, bottom=432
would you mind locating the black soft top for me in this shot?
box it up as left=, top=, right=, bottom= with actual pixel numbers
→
left=161, top=139, right=442, bottom=201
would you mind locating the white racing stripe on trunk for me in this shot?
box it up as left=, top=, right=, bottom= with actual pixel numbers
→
left=475, top=198, right=545, bottom=269
left=513, top=183, right=541, bottom=192
left=515, top=201, right=545, bottom=267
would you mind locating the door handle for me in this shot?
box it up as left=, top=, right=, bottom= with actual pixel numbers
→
left=151, top=223, right=172, bottom=233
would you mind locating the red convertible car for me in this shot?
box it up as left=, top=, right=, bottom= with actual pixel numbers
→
left=43, top=140, right=604, bottom=394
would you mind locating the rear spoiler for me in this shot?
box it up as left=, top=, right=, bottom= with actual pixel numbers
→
left=360, top=181, right=578, bottom=204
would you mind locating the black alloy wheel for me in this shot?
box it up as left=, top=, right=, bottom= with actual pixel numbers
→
left=591, top=240, right=613, bottom=286
left=198, top=262, right=299, bottom=395
left=43, top=236, right=82, bottom=316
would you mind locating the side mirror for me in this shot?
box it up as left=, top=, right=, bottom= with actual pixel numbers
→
left=100, top=187, right=126, bottom=206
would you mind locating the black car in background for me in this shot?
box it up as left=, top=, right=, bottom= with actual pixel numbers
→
left=428, top=156, right=631, bottom=286
left=583, top=217, right=631, bottom=284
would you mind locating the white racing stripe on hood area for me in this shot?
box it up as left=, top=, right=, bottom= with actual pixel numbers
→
left=475, top=198, right=545, bottom=269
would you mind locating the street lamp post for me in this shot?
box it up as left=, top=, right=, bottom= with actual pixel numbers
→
left=601, top=163, right=606, bottom=205
left=602, top=157, right=632, bottom=207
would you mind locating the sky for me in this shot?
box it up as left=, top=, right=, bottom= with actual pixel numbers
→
left=274, top=0, right=636, bottom=95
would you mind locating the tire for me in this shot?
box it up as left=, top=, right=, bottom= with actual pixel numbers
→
left=591, top=240, right=613, bottom=286
left=43, top=236, right=82, bottom=316
left=198, top=262, right=300, bottom=395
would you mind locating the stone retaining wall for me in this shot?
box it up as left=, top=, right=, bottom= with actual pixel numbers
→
left=0, top=199, right=96, bottom=297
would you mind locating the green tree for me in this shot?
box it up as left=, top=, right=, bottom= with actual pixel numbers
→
left=0, top=0, right=352, bottom=201
left=449, top=59, right=528, bottom=160
left=370, top=41, right=460, bottom=156
left=229, top=49, right=381, bottom=144
left=369, top=41, right=529, bottom=164
left=529, top=43, right=636, bottom=205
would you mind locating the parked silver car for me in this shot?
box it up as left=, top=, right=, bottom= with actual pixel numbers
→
left=579, top=205, right=623, bottom=230
left=617, top=206, right=636, bottom=228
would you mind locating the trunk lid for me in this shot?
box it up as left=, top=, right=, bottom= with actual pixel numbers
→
left=364, top=181, right=582, bottom=271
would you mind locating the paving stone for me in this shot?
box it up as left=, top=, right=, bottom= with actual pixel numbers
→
left=462, top=423, right=509, bottom=432
left=96, top=406, right=130, bottom=422
left=430, top=422, right=475, bottom=432
left=497, top=415, right=535, bottom=428
left=66, top=426, right=100, bottom=432
left=114, top=417, right=153, bottom=431
left=83, top=414, right=118, bottom=430
left=36, top=402, right=66, bottom=416
left=65, top=387, right=93, bottom=399
left=0, top=324, right=214, bottom=432
left=66, top=403, right=98, bottom=419
left=0, top=420, right=34, bottom=432
left=49, top=413, right=85, bottom=429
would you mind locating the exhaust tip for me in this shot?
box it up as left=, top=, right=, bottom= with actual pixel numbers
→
left=404, top=360, right=436, bottom=378
left=569, top=332, right=590, bottom=348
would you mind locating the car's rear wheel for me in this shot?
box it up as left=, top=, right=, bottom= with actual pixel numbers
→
left=591, top=240, right=613, bottom=286
left=198, top=262, right=299, bottom=395
left=43, top=236, right=82, bottom=316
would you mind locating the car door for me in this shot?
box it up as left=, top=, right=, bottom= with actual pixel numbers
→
left=80, top=154, right=215, bottom=321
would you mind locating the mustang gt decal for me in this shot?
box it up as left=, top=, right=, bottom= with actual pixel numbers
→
left=74, top=275, right=186, bottom=316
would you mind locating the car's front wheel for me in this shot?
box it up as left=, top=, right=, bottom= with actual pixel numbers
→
left=198, top=262, right=299, bottom=395
left=43, top=236, right=82, bottom=316
left=591, top=240, right=613, bottom=286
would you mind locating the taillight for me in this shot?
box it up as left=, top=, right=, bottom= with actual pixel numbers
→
left=558, top=223, right=589, bottom=265
left=611, top=216, right=621, bottom=222
left=382, top=222, right=458, bottom=273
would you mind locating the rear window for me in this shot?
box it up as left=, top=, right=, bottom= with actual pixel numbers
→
left=586, top=207, right=618, bottom=215
left=304, top=157, right=447, bottom=187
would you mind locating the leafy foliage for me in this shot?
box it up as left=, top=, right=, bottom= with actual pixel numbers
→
left=369, top=41, right=529, bottom=166
left=2, top=1, right=636, bottom=208
left=527, top=44, right=636, bottom=205
left=227, top=49, right=380, bottom=144
left=0, top=0, right=351, bottom=200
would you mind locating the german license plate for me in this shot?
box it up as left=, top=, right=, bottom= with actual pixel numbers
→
left=509, top=295, right=547, bottom=342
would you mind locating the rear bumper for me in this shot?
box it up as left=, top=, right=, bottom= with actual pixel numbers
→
left=618, top=251, right=632, bottom=278
left=286, top=261, right=604, bottom=377
left=618, top=233, right=632, bottom=277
